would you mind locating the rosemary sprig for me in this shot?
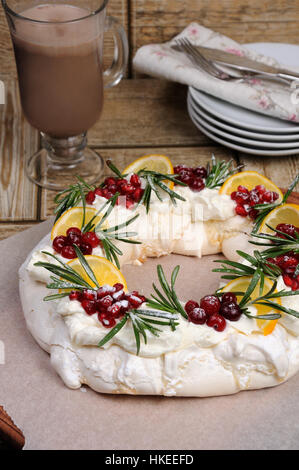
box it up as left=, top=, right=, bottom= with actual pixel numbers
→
left=53, top=176, right=94, bottom=221
left=252, top=173, right=299, bottom=233
left=34, top=246, right=98, bottom=300
left=205, top=154, right=243, bottom=190
left=249, top=223, right=299, bottom=259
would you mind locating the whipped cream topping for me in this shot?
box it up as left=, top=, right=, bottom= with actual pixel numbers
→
left=21, top=185, right=299, bottom=396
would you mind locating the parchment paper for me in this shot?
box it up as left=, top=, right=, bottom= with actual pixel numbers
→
left=0, top=220, right=298, bottom=450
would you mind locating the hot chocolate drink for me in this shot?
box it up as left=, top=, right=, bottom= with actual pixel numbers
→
left=12, top=3, right=104, bottom=138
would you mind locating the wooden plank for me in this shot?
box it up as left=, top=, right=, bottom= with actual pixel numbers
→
left=130, top=0, right=299, bottom=64
left=238, top=154, right=299, bottom=188
left=0, top=2, right=128, bottom=77
left=0, top=76, right=39, bottom=221
left=42, top=145, right=236, bottom=218
left=89, top=79, right=209, bottom=147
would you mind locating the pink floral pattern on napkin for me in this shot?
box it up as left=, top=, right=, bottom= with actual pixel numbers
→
left=133, top=22, right=299, bottom=124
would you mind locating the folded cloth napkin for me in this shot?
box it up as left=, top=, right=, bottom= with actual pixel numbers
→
left=133, top=22, right=299, bottom=123
left=0, top=406, right=25, bottom=449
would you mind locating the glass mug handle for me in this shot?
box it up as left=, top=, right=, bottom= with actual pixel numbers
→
left=103, top=16, right=128, bottom=89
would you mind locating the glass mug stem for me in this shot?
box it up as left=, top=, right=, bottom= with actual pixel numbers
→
left=2, top=1, right=128, bottom=190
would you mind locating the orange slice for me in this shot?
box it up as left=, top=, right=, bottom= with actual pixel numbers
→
left=67, top=255, right=127, bottom=291
left=123, top=154, right=174, bottom=190
left=51, top=207, right=107, bottom=240
left=259, top=203, right=299, bottom=234
left=219, top=171, right=283, bottom=201
left=221, top=276, right=281, bottom=335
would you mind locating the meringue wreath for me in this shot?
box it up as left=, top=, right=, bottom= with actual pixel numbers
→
left=19, top=155, right=299, bottom=397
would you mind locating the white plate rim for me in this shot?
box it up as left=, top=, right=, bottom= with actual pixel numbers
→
left=188, top=91, right=299, bottom=142
left=187, top=98, right=299, bottom=156
left=188, top=95, right=299, bottom=149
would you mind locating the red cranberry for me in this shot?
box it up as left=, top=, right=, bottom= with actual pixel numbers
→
left=190, top=178, right=205, bottom=192
left=193, top=166, right=207, bottom=178
left=61, top=245, right=77, bottom=259
left=188, top=307, right=207, bottom=325
left=133, top=188, right=144, bottom=202
left=69, top=290, right=82, bottom=301
left=81, top=299, right=97, bottom=315
left=85, top=191, right=95, bottom=204
left=53, top=235, right=67, bottom=253
left=200, top=295, right=221, bottom=315
left=80, top=242, right=93, bottom=255
left=221, top=292, right=238, bottom=304
left=66, top=227, right=82, bottom=236
left=130, top=174, right=141, bottom=187
left=220, top=302, right=242, bottom=321
left=283, top=274, right=293, bottom=287
left=184, top=300, right=199, bottom=314
left=174, top=165, right=185, bottom=174
left=66, top=232, right=81, bottom=246
left=206, top=314, right=226, bottom=332
left=104, top=177, right=117, bottom=186
left=81, top=232, right=99, bottom=248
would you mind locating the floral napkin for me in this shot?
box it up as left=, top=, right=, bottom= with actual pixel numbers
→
left=133, top=23, right=299, bottom=123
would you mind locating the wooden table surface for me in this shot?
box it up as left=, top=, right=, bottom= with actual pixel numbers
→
left=1, top=0, right=299, bottom=241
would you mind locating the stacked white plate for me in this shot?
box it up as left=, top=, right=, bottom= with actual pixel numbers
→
left=187, top=43, right=299, bottom=156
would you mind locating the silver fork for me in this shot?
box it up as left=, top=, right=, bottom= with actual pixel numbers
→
left=173, top=38, right=291, bottom=84
left=174, top=38, right=233, bottom=80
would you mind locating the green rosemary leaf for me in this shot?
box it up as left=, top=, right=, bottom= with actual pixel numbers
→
left=103, top=214, right=139, bottom=233
left=254, top=300, right=299, bottom=319
left=282, top=173, right=299, bottom=203
left=242, top=310, right=281, bottom=320
left=239, top=269, right=262, bottom=308
left=43, top=293, right=70, bottom=301
left=171, top=265, right=180, bottom=289
left=132, top=320, right=141, bottom=355
left=73, top=245, right=100, bottom=288
left=106, top=159, right=124, bottom=178
left=98, top=314, right=129, bottom=348
left=132, top=309, right=179, bottom=320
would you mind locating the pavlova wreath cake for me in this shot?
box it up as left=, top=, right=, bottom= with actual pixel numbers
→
left=19, top=154, right=299, bottom=396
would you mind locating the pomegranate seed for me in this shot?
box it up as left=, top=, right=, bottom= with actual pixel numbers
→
left=80, top=242, right=93, bottom=255
left=82, top=290, right=96, bottom=301
left=114, top=283, right=124, bottom=292
left=188, top=307, right=207, bottom=325
left=262, top=191, right=278, bottom=203
left=81, top=232, right=99, bottom=248
left=102, top=188, right=114, bottom=199
left=219, top=302, right=242, bottom=321
left=53, top=235, right=67, bottom=253
left=174, top=165, right=185, bottom=174
left=99, top=313, right=116, bottom=328
left=255, top=185, right=266, bottom=195
left=234, top=191, right=250, bottom=205
left=94, top=187, right=103, bottom=197
left=107, top=304, right=122, bottom=318
left=184, top=300, right=199, bottom=314
left=231, top=191, right=237, bottom=201
left=85, top=191, right=95, bottom=204
left=248, top=190, right=260, bottom=206
left=221, top=292, right=237, bottom=304
left=121, top=183, right=135, bottom=196
left=206, top=314, right=226, bottom=332
left=235, top=205, right=248, bottom=217
left=66, top=227, right=82, bottom=236
left=126, top=197, right=135, bottom=209
left=237, top=185, right=249, bottom=194
left=249, top=208, right=259, bottom=219
left=133, top=188, right=144, bottom=202
left=97, top=295, right=113, bottom=310
left=190, top=178, right=205, bottom=192
left=127, top=294, right=143, bottom=308
left=97, top=285, right=115, bottom=299
left=81, top=300, right=97, bottom=315
left=104, top=177, right=117, bottom=186
left=108, top=184, right=118, bottom=194
left=292, top=280, right=299, bottom=291
left=276, top=223, right=296, bottom=238
left=283, top=274, right=293, bottom=287
left=193, top=166, right=207, bottom=178
left=69, top=290, right=82, bottom=301
left=61, top=245, right=77, bottom=259
left=130, top=174, right=141, bottom=187
left=113, top=289, right=125, bottom=301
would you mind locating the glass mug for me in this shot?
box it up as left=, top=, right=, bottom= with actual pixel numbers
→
left=2, top=0, right=128, bottom=190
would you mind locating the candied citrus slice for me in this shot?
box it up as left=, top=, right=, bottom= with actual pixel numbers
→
left=219, top=171, right=283, bottom=201
left=221, top=275, right=281, bottom=335
left=67, top=255, right=127, bottom=290
left=123, top=154, right=174, bottom=190
left=51, top=207, right=107, bottom=240
left=259, top=203, right=299, bottom=235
